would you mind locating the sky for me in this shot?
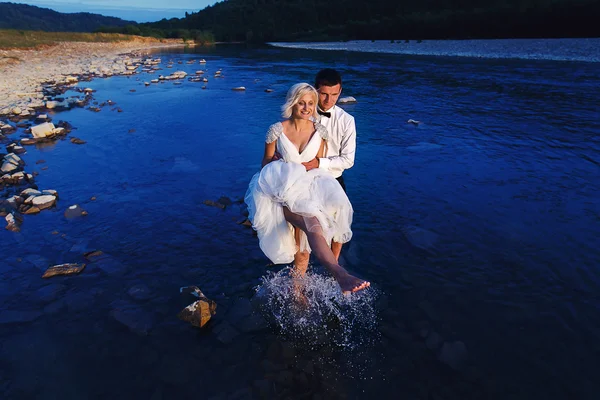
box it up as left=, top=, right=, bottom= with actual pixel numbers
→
left=8, top=0, right=219, bottom=22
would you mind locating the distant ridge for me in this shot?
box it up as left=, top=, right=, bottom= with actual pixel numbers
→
left=0, top=2, right=135, bottom=32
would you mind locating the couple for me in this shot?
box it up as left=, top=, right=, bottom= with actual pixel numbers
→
left=245, top=69, right=369, bottom=295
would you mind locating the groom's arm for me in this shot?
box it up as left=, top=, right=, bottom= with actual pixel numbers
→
left=318, top=116, right=356, bottom=172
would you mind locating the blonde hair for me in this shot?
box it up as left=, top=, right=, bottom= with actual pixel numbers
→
left=281, top=83, right=318, bottom=119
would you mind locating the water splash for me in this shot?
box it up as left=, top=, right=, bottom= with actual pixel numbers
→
left=254, top=266, right=379, bottom=349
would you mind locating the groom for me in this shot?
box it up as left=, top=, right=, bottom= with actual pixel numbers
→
left=296, top=68, right=357, bottom=271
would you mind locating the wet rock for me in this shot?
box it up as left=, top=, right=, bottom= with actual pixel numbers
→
left=178, top=287, right=217, bottom=328
left=128, top=283, right=153, bottom=301
left=32, top=194, right=56, bottom=210
left=227, top=297, right=268, bottom=333
left=402, top=225, right=439, bottom=252
left=24, top=254, right=49, bottom=270
left=425, top=331, right=444, bottom=351
left=20, top=204, right=40, bottom=214
left=30, top=122, right=55, bottom=139
left=438, top=341, right=468, bottom=371
left=204, top=199, right=226, bottom=209
left=70, top=137, right=87, bottom=145
left=5, top=213, right=20, bottom=231
left=64, top=204, right=87, bottom=218
left=217, top=196, right=232, bottom=206
left=0, top=310, right=43, bottom=325
left=36, top=283, right=67, bottom=303
left=213, top=321, right=240, bottom=344
left=232, top=87, right=246, bottom=91
left=110, top=300, right=155, bottom=335
left=42, top=263, right=86, bottom=278
left=85, top=251, right=128, bottom=275
left=265, top=89, right=274, bottom=93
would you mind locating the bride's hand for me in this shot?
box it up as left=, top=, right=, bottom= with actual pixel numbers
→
left=302, top=157, right=319, bottom=171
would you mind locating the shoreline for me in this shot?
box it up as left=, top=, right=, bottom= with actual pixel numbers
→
left=0, top=39, right=189, bottom=230
left=0, top=39, right=187, bottom=114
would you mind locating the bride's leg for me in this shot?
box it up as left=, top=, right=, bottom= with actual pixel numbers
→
left=331, top=241, right=342, bottom=263
left=292, top=227, right=310, bottom=306
left=283, top=207, right=369, bottom=294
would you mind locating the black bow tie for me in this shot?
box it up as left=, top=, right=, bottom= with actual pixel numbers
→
left=318, top=109, right=331, bottom=118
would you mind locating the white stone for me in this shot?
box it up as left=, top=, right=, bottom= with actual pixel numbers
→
left=31, top=122, right=56, bottom=138
left=4, top=153, right=22, bottom=166
left=24, top=195, right=36, bottom=205
left=5, top=213, right=16, bottom=225
left=338, top=96, right=357, bottom=104
left=1, top=161, right=18, bottom=173
left=232, top=87, right=246, bottom=91
left=36, top=114, right=48, bottom=120
left=52, top=127, right=65, bottom=135
left=42, top=189, right=58, bottom=196
left=32, top=195, right=56, bottom=210
left=12, top=107, right=21, bottom=115
left=21, top=188, right=42, bottom=197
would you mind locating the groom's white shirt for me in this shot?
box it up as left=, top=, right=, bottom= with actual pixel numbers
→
left=317, top=105, right=357, bottom=179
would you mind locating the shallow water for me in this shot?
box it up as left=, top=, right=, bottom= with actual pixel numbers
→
left=1, top=40, right=600, bottom=399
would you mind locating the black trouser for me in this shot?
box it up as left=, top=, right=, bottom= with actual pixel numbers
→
left=336, top=175, right=346, bottom=193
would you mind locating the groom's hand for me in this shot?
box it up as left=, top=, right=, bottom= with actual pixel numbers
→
left=302, top=157, right=319, bottom=171
left=271, top=152, right=282, bottom=161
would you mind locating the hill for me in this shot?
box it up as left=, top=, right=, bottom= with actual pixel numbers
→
left=145, top=0, right=600, bottom=42
left=0, top=2, right=135, bottom=32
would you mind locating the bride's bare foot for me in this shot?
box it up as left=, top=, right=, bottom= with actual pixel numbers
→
left=335, top=271, right=370, bottom=294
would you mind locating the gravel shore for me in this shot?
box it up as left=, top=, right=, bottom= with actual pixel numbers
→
left=0, top=39, right=185, bottom=114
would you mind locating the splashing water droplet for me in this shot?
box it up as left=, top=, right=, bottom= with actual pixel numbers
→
left=254, top=266, right=379, bottom=350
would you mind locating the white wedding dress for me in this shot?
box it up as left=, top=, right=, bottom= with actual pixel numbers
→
left=245, top=121, right=353, bottom=264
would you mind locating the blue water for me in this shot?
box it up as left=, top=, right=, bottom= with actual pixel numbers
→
left=1, top=40, right=600, bottom=399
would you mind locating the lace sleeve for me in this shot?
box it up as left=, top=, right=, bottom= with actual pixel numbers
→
left=265, top=122, right=283, bottom=144
left=316, top=122, right=328, bottom=140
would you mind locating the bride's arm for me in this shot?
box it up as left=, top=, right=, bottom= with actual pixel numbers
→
left=261, top=140, right=277, bottom=168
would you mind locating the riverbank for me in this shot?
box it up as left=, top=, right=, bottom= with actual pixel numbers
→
left=0, top=38, right=187, bottom=114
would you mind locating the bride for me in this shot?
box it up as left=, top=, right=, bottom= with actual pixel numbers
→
left=245, top=83, right=369, bottom=294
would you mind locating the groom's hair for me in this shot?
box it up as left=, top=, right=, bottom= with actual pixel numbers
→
left=315, top=69, right=342, bottom=89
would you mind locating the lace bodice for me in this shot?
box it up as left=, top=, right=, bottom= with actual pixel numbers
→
left=265, top=122, right=328, bottom=164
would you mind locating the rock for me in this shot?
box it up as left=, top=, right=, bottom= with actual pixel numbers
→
left=85, top=251, right=128, bottom=275
left=31, top=122, right=56, bottom=138
left=338, top=96, right=357, bottom=104
left=5, top=213, right=20, bottom=232
left=110, top=300, right=155, bottom=335
left=232, top=87, right=246, bottom=91
left=213, top=322, right=240, bottom=344
left=438, top=341, right=468, bottom=371
left=21, top=138, right=37, bottom=145
left=42, top=263, right=86, bottom=278
left=21, top=188, right=41, bottom=197
left=64, top=204, right=87, bottom=218
left=407, top=119, right=421, bottom=125
left=31, top=194, right=56, bottom=210
left=402, top=225, right=439, bottom=252
left=0, top=310, right=43, bottom=325
left=178, top=287, right=217, bottom=328
left=128, top=284, right=153, bottom=301
left=70, top=137, right=87, bottom=145
left=265, top=89, right=274, bottom=93
left=425, top=331, right=444, bottom=351
left=217, top=196, right=232, bottom=206
left=1, top=160, right=18, bottom=173
left=36, top=283, right=67, bottom=303
left=22, top=205, right=40, bottom=214
left=204, top=199, right=226, bottom=209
